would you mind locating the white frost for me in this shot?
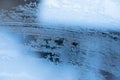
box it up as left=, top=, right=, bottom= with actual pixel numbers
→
left=38, top=0, right=120, bottom=29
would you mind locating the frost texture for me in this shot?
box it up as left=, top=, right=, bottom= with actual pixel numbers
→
left=23, top=26, right=120, bottom=80
left=0, top=2, right=38, bottom=23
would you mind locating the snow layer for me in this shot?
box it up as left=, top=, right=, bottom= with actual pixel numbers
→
left=38, top=0, right=120, bottom=29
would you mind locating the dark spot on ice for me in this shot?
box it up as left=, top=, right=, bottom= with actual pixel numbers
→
left=41, top=45, right=51, bottom=48
left=112, top=37, right=118, bottom=41
left=36, top=51, right=61, bottom=64
left=54, top=38, right=64, bottom=46
left=72, top=42, right=78, bottom=47
left=100, top=70, right=118, bottom=80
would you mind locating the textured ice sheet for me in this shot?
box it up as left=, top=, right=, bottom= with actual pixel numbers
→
left=0, top=23, right=120, bottom=80
left=0, top=31, right=80, bottom=80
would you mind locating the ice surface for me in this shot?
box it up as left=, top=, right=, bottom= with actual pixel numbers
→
left=0, top=0, right=120, bottom=80
left=0, top=30, right=80, bottom=80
